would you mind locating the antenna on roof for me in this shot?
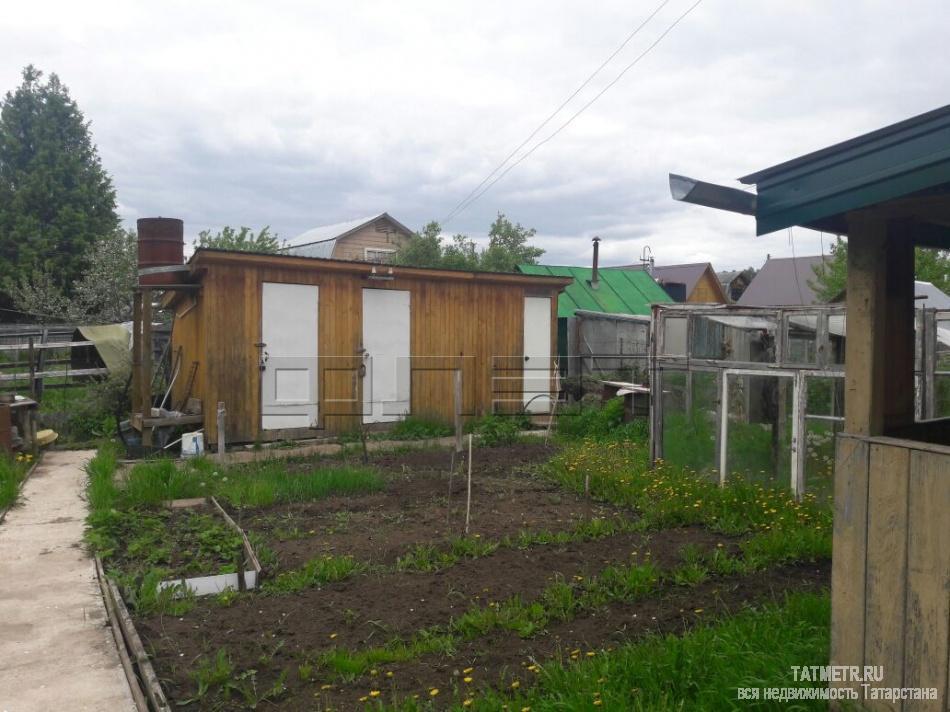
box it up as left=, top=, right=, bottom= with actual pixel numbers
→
left=640, top=246, right=655, bottom=275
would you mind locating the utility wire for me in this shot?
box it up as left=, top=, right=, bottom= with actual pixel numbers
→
left=443, top=0, right=705, bottom=226
left=440, top=0, right=673, bottom=225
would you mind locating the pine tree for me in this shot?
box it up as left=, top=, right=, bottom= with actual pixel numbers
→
left=0, top=65, right=118, bottom=312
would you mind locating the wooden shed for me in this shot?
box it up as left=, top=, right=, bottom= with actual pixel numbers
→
left=674, top=104, right=950, bottom=709
left=158, top=249, right=571, bottom=444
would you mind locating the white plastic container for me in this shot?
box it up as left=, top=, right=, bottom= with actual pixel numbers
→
left=181, top=431, right=204, bottom=458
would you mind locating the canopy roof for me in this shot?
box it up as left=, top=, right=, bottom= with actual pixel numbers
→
left=738, top=104, right=950, bottom=238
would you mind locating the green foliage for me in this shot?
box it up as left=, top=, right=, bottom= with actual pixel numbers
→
left=392, top=213, right=543, bottom=272
left=195, top=225, right=283, bottom=253
left=466, top=413, right=529, bottom=446
left=0, top=454, right=29, bottom=510
left=555, top=398, right=647, bottom=442
left=466, top=592, right=831, bottom=711
left=810, top=236, right=950, bottom=301
left=11, top=228, right=137, bottom=323
left=0, top=65, right=119, bottom=308
left=546, top=439, right=832, bottom=537
left=262, top=554, right=365, bottom=594
left=387, top=416, right=453, bottom=440
left=40, top=369, right=130, bottom=445
left=116, top=569, right=195, bottom=616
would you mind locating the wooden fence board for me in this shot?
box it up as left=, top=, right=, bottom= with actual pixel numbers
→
left=903, top=449, right=950, bottom=711
left=864, top=443, right=910, bottom=710
left=831, top=435, right=870, bottom=690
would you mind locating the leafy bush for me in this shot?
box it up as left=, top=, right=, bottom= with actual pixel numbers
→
left=466, top=413, right=529, bottom=446
left=555, top=397, right=647, bottom=442
left=385, top=416, right=453, bottom=440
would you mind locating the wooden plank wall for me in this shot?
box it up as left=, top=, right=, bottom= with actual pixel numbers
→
left=171, top=262, right=559, bottom=443
left=832, top=434, right=950, bottom=710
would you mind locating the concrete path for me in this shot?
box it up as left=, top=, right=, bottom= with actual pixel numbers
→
left=0, top=450, right=136, bottom=712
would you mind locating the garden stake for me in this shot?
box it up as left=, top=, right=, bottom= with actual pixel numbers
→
left=464, top=433, right=473, bottom=535
left=584, top=473, right=591, bottom=519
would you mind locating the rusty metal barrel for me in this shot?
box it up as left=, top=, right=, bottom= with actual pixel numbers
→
left=137, top=217, right=184, bottom=286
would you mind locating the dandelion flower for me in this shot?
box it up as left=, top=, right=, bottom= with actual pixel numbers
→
left=429, top=688, right=439, bottom=697
left=369, top=690, right=381, bottom=698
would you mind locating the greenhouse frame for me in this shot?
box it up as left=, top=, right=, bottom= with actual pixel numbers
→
left=649, top=302, right=950, bottom=499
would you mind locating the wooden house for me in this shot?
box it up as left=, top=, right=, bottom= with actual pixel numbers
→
left=156, top=249, right=571, bottom=444
left=621, top=262, right=727, bottom=303
left=284, top=213, right=413, bottom=263
left=673, top=104, right=950, bottom=709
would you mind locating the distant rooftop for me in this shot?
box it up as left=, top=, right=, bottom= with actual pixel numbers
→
left=517, top=264, right=672, bottom=317
left=284, top=213, right=413, bottom=258
left=738, top=255, right=828, bottom=307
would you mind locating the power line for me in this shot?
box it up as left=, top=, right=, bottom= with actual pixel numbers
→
left=443, top=0, right=705, bottom=226
left=440, top=0, right=673, bottom=225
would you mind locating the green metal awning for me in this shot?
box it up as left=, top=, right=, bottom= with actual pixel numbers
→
left=738, top=104, right=950, bottom=236
left=517, top=264, right=672, bottom=317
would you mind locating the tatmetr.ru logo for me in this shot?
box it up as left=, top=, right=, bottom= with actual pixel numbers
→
left=791, top=665, right=884, bottom=683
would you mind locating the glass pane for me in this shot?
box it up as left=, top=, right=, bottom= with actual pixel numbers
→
left=725, top=374, right=793, bottom=489
left=785, top=314, right=818, bottom=365
left=660, top=370, right=719, bottom=480
left=828, top=314, right=847, bottom=365
left=806, top=376, right=845, bottom=418
left=662, top=317, right=687, bottom=356
left=802, top=418, right=840, bottom=503
left=689, top=314, right=777, bottom=363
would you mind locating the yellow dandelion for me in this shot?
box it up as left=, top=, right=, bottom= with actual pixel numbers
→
left=463, top=667, right=474, bottom=674
left=511, top=680, right=520, bottom=689
left=429, top=688, right=439, bottom=697
left=369, top=690, right=381, bottom=698
left=464, top=676, right=473, bottom=683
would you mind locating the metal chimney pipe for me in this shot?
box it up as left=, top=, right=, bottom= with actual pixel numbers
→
left=591, top=236, right=601, bottom=289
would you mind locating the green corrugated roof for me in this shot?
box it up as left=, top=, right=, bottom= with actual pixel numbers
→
left=517, top=264, right=672, bottom=317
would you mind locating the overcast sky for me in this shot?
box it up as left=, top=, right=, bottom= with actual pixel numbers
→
left=3, top=1, right=947, bottom=269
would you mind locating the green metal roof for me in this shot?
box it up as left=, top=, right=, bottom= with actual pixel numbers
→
left=517, top=264, right=671, bottom=317
left=739, top=104, right=950, bottom=236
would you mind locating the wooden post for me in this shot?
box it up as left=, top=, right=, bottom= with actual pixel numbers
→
left=464, top=433, right=473, bottom=536
left=27, top=336, right=36, bottom=400
left=141, top=289, right=154, bottom=448
left=0, top=405, right=11, bottom=454
left=36, top=326, right=48, bottom=401
left=454, top=368, right=463, bottom=454
left=131, top=291, right=142, bottom=417
left=216, top=402, right=227, bottom=456
left=843, top=215, right=916, bottom=435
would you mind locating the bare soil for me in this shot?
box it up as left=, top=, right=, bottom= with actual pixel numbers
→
left=129, top=444, right=830, bottom=711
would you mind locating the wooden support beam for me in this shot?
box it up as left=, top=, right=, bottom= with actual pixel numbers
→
left=131, top=291, right=142, bottom=416
left=843, top=214, right=916, bottom=435
left=140, top=289, right=153, bottom=448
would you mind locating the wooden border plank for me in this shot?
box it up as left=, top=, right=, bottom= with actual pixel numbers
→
left=903, top=449, right=950, bottom=711
left=864, top=442, right=910, bottom=710
left=94, top=557, right=149, bottom=712
left=107, top=580, right=172, bottom=712
left=830, top=435, right=870, bottom=686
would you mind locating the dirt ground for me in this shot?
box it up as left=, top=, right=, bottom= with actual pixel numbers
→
left=133, top=444, right=831, bottom=711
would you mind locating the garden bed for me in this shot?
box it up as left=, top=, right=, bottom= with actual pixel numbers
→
left=108, top=438, right=833, bottom=711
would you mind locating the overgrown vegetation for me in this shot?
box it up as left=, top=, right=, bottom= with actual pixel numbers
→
left=386, top=416, right=454, bottom=441
left=555, top=397, right=646, bottom=442
left=0, top=454, right=30, bottom=510
left=466, top=413, right=530, bottom=446
left=455, top=592, right=831, bottom=712
left=84, top=445, right=385, bottom=614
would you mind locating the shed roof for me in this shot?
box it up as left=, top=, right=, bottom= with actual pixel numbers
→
left=517, top=264, right=672, bottom=317
left=285, top=213, right=413, bottom=258
left=183, top=248, right=573, bottom=289
left=738, top=104, right=950, bottom=236
left=737, top=255, right=828, bottom=307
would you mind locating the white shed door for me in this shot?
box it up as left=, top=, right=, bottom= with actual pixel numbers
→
left=523, top=296, right=553, bottom=413
left=261, top=282, right=319, bottom=430
left=362, top=289, right=411, bottom=423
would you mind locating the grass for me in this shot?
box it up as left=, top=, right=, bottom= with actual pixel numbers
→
left=118, top=456, right=384, bottom=507
left=262, top=554, right=366, bottom=594
left=385, top=416, right=454, bottom=441
left=556, top=397, right=647, bottom=442
left=441, top=592, right=831, bottom=711
left=0, top=453, right=31, bottom=511
left=545, top=439, right=832, bottom=538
